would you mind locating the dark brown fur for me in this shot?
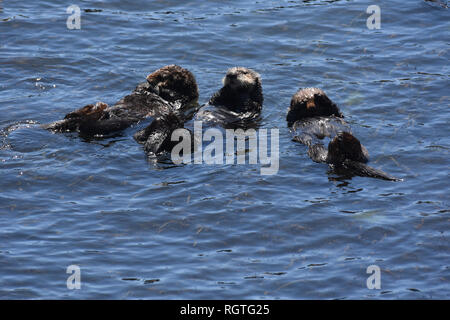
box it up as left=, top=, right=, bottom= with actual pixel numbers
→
left=44, top=65, right=198, bottom=136
left=327, top=132, right=369, bottom=164
left=133, top=113, right=185, bottom=155
left=287, top=88, right=400, bottom=181
left=209, top=67, right=263, bottom=115
left=146, top=65, right=199, bottom=105
left=287, top=88, right=342, bottom=127
left=308, top=132, right=400, bottom=181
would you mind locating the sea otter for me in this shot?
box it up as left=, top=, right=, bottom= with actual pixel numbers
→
left=43, top=65, right=199, bottom=136
left=135, top=67, right=264, bottom=157
left=287, top=88, right=400, bottom=181
left=195, top=67, right=263, bottom=128
left=288, top=87, right=348, bottom=146
left=307, top=132, right=401, bottom=181
left=287, top=87, right=343, bottom=127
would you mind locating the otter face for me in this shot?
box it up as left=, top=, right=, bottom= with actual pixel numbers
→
left=222, top=67, right=261, bottom=90
left=291, top=88, right=326, bottom=110
left=287, top=88, right=342, bottom=126
left=327, top=132, right=369, bottom=164
left=208, top=67, right=263, bottom=114
left=146, top=65, right=199, bottom=103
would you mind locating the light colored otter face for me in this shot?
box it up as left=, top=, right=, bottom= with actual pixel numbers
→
left=291, top=87, right=326, bottom=111
left=223, top=67, right=260, bottom=90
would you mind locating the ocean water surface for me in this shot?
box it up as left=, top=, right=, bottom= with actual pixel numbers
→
left=0, top=0, right=449, bottom=299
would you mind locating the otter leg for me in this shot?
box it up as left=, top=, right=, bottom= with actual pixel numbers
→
left=134, top=114, right=186, bottom=155
left=133, top=119, right=158, bottom=144
left=43, top=102, right=110, bottom=133
left=292, top=133, right=313, bottom=146
left=143, top=121, right=188, bottom=155
left=144, top=127, right=179, bottom=155
left=42, top=118, right=80, bottom=132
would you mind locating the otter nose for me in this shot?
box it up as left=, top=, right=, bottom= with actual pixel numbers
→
left=228, top=73, right=237, bottom=80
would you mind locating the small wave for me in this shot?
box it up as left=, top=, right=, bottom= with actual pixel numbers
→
left=424, top=0, right=449, bottom=8
left=0, top=120, right=40, bottom=150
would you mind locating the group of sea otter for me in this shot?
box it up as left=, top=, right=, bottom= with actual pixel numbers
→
left=43, top=65, right=400, bottom=181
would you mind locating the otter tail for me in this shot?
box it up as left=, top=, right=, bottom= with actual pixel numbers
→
left=337, top=159, right=402, bottom=182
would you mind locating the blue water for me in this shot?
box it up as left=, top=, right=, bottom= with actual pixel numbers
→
left=0, top=0, right=449, bottom=299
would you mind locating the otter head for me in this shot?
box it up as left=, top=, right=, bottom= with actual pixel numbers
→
left=146, top=65, right=199, bottom=104
left=287, top=88, right=342, bottom=126
left=222, top=67, right=261, bottom=91
left=327, top=132, right=369, bottom=164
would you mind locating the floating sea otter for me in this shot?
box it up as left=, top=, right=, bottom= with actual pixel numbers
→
left=43, top=65, right=199, bottom=137
left=135, top=67, right=264, bottom=156
left=287, top=88, right=401, bottom=181
left=195, top=67, right=263, bottom=128
left=308, top=131, right=401, bottom=181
